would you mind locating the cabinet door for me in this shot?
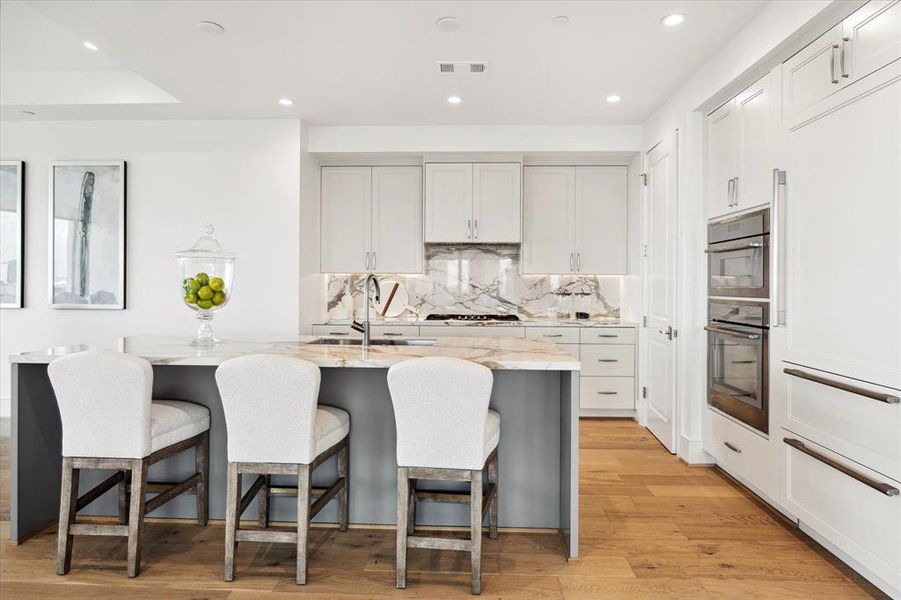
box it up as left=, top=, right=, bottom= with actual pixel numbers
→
left=574, top=166, right=628, bottom=274
left=842, top=0, right=901, bottom=84
left=706, top=100, right=740, bottom=218
left=784, top=74, right=900, bottom=389
left=371, top=166, right=422, bottom=273
left=321, top=167, right=371, bottom=273
left=424, top=163, right=473, bottom=242
left=522, top=167, right=575, bottom=274
left=472, top=163, right=521, bottom=243
left=782, top=23, right=846, bottom=125
left=736, top=73, right=776, bottom=209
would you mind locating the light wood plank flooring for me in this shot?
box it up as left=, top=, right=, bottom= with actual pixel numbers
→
left=0, top=419, right=886, bottom=599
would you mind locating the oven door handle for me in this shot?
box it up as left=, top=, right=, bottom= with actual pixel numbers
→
left=704, top=325, right=760, bottom=340
left=704, top=242, right=764, bottom=254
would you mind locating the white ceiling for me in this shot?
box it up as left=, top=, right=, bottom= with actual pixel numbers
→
left=1, top=0, right=769, bottom=124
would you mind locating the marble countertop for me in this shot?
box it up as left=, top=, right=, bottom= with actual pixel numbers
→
left=9, top=334, right=580, bottom=371
left=318, top=318, right=637, bottom=328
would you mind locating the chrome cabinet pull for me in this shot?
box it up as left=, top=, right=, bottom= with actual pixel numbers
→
left=474, top=219, right=478, bottom=240
left=543, top=334, right=563, bottom=338
left=704, top=242, right=764, bottom=254
left=570, top=253, right=574, bottom=272
left=597, top=359, right=619, bottom=363
left=771, top=169, right=787, bottom=327
left=597, top=334, right=618, bottom=338
left=467, top=219, right=471, bottom=239
left=365, top=252, right=370, bottom=270
left=704, top=325, right=760, bottom=340
left=830, top=44, right=840, bottom=83
left=732, top=177, right=739, bottom=206
left=840, top=37, right=850, bottom=78
left=371, top=251, right=376, bottom=270
left=576, top=253, right=582, bottom=271
left=784, top=438, right=899, bottom=497
left=597, top=391, right=618, bottom=395
left=784, top=368, right=899, bottom=404
left=723, top=441, right=742, bottom=454
left=328, top=331, right=349, bottom=336
left=727, top=178, right=735, bottom=206
left=383, top=332, right=403, bottom=337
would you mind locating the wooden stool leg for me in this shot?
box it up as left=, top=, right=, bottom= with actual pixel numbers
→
left=488, top=452, right=498, bottom=540
left=126, top=458, right=148, bottom=578
left=407, top=478, right=416, bottom=535
left=223, top=463, right=241, bottom=581
left=117, top=469, right=130, bottom=525
left=395, top=467, right=409, bottom=589
left=258, top=474, right=270, bottom=528
left=296, top=464, right=311, bottom=585
left=470, top=469, right=483, bottom=595
left=56, top=457, right=79, bottom=575
left=196, top=431, right=210, bottom=527
left=337, top=438, right=349, bottom=532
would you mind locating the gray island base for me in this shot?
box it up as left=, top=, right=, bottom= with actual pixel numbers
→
left=9, top=335, right=580, bottom=558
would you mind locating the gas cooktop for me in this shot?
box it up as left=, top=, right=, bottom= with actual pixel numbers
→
left=425, top=313, right=521, bottom=322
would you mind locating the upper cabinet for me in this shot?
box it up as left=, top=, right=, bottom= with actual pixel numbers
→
left=783, top=0, right=900, bottom=126
left=522, top=166, right=628, bottom=275
left=321, top=166, right=422, bottom=274
left=424, top=163, right=521, bottom=243
left=706, top=71, right=777, bottom=219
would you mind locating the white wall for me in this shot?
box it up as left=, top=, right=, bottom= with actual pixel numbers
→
left=298, top=121, right=324, bottom=333
left=639, top=0, right=844, bottom=462
left=0, top=119, right=301, bottom=415
left=309, top=124, right=642, bottom=154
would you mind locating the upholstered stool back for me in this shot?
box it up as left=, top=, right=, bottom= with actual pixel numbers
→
left=48, top=350, right=154, bottom=459
left=387, top=357, right=493, bottom=471
left=216, top=354, right=322, bottom=464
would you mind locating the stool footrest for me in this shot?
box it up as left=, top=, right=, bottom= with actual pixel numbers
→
left=69, top=523, right=128, bottom=537
left=407, top=535, right=472, bottom=552
left=236, top=529, right=298, bottom=544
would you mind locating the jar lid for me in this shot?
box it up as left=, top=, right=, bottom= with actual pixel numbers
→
left=175, top=224, right=236, bottom=259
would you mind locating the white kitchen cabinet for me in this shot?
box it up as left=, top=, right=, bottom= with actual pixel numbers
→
left=424, top=163, right=521, bottom=243
left=782, top=23, right=846, bottom=125
left=371, top=166, right=422, bottom=273
left=321, top=166, right=423, bottom=274
left=580, top=377, right=635, bottom=410
left=522, top=166, right=575, bottom=274
left=705, top=408, right=778, bottom=503
left=706, top=100, right=739, bottom=218
left=321, top=167, right=371, bottom=273
left=418, top=325, right=525, bottom=338
left=424, top=163, right=472, bottom=242
left=575, top=166, right=628, bottom=274
left=736, top=73, right=776, bottom=209
left=782, top=64, right=900, bottom=389
left=843, top=1, right=901, bottom=85
left=473, top=163, right=521, bottom=243
left=522, top=166, right=628, bottom=274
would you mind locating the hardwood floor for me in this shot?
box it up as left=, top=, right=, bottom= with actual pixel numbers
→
left=0, top=419, right=886, bottom=599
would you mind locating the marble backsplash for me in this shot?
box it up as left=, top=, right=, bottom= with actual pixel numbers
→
left=325, top=245, right=621, bottom=320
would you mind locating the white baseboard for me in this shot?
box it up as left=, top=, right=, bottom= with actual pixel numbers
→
left=579, top=408, right=637, bottom=419
left=679, top=435, right=714, bottom=464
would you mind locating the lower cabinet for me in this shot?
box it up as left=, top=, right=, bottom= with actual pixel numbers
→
left=705, top=408, right=778, bottom=503
left=418, top=325, right=525, bottom=338
left=781, top=434, right=900, bottom=595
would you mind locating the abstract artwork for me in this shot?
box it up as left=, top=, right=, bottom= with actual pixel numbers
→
left=0, top=161, right=24, bottom=308
left=50, top=161, right=126, bottom=309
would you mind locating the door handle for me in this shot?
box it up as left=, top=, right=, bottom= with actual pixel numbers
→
left=704, top=242, right=764, bottom=254
left=727, top=178, right=734, bottom=206
left=704, top=325, right=759, bottom=340
left=371, top=251, right=376, bottom=270
left=771, top=169, right=787, bottom=327
left=723, top=441, right=742, bottom=454
left=658, top=325, right=674, bottom=340
left=732, top=177, right=739, bottom=206
left=784, top=368, right=899, bottom=404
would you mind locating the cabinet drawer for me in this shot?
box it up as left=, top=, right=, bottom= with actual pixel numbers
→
left=312, top=324, right=360, bottom=338
left=525, top=327, right=580, bottom=344
left=706, top=408, right=776, bottom=500
left=370, top=325, right=420, bottom=338
left=782, top=435, right=900, bottom=592
left=418, top=325, right=525, bottom=338
left=580, top=377, right=635, bottom=409
left=781, top=364, right=900, bottom=481
left=580, top=327, right=636, bottom=345
left=580, top=345, right=634, bottom=377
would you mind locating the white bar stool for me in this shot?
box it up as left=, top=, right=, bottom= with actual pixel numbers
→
left=215, top=354, right=350, bottom=585
left=387, top=357, right=500, bottom=595
left=48, top=350, right=210, bottom=578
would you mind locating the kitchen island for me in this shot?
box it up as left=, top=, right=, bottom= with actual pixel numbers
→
left=8, top=335, right=581, bottom=558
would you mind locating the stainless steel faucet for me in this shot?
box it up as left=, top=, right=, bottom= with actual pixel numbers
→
left=350, top=274, right=381, bottom=347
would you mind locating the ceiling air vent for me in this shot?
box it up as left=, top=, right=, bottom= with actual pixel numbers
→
left=437, top=62, right=488, bottom=75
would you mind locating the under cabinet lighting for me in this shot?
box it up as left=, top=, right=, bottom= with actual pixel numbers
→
left=83, top=41, right=99, bottom=51
left=606, top=94, right=622, bottom=104
left=447, top=96, right=462, bottom=104
left=661, top=14, right=685, bottom=27
left=278, top=98, right=294, bottom=106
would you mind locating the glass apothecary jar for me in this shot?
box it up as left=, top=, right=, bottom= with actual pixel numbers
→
left=175, top=224, right=236, bottom=344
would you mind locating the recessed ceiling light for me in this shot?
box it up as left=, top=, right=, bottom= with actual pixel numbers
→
left=435, top=16, right=461, bottom=32
left=21, top=110, right=36, bottom=116
left=551, top=15, right=569, bottom=26
left=196, top=20, right=225, bottom=35
left=661, top=14, right=685, bottom=27
left=606, top=94, right=622, bottom=104
left=278, top=98, right=294, bottom=106
left=447, top=95, right=462, bottom=105
left=83, top=41, right=98, bottom=51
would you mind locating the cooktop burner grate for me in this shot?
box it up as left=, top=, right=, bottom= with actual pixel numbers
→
left=425, top=313, right=521, bottom=322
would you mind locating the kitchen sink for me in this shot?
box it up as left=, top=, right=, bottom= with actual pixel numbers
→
left=306, top=338, right=437, bottom=346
